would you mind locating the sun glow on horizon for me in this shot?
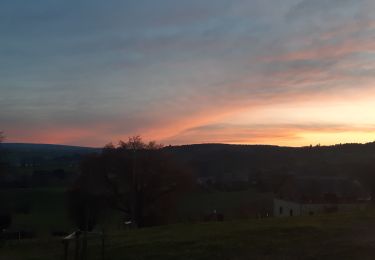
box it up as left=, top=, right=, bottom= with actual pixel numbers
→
left=1, top=0, right=375, bottom=147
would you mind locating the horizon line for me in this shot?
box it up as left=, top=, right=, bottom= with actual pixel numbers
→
left=3, top=140, right=375, bottom=150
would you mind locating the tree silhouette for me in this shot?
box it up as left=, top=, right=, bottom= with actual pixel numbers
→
left=70, top=136, right=192, bottom=228
left=0, top=132, right=11, bottom=234
left=68, top=157, right=106, bottom=231
left=0, top=131, right=5, bottom=182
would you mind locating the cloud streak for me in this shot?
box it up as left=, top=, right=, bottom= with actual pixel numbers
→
left=1, top=0, right=375, bottom=146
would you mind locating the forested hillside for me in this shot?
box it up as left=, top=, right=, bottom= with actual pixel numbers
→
left=2, top=142, right=375, bottom=191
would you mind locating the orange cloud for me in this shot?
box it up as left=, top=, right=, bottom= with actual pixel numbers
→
left=3, top=7, right=374, bottom=148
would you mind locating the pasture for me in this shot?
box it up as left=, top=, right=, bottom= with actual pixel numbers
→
left=2, top=210, right=375, bottom=259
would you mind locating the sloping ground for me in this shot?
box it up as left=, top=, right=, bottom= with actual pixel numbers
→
left=2, top=210, right=375, bottom=260
left=0, top=188, right=71, bottom=236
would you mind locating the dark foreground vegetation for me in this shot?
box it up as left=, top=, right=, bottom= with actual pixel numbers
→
left=2, top=209, right=375, bottom=259
left=3, top=135, right=375, bottom=259
left=4, top=141, right=375, bottom=195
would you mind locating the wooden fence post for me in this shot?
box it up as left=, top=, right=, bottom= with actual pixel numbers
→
left=74, top=232, right=81, bottom=260
left=62, top=240, right=69, bottom=260
left=101, top=228, right=106, bottom=260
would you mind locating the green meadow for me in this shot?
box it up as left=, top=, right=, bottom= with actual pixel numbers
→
left=2, top=187, right=375, bottom=259
left=1, top=187, right=71, bottom=236
left=2, top=210, right=375, bottom=259
left=2, top=187, right=270, bottom=235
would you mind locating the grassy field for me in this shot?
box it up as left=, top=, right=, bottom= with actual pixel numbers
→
left=2, top=209, right=375, bottom=259
left=0, top=187, right=72, bottom=236
left=175, top=188, right=273, bottom=221
left=1, top=187, right=271, bottom=235
left=2, top=187, right=375, bottom=259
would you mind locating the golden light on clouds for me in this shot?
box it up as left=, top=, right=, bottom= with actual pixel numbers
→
left=2, top=0, right=375, bottom=147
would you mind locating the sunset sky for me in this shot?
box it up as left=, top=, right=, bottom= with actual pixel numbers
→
left=1, top=0, right=375, bottom=147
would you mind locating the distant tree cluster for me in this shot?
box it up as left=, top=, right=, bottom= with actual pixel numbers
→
left=69, top=136, right=192, bottom=229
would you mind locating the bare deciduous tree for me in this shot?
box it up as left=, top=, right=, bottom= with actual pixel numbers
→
left=70, top=136, right=192, bottom=228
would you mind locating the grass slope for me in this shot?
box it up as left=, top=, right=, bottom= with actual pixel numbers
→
left=1, top=188, right=71, bottom=236
left=2, top=210, right=375, bottom=260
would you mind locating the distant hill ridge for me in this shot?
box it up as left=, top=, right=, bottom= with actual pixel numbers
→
left=1, top=143, right=99, bottom=152
left=3, top=141, right=375, bottom=180
left=3, top=141, right=375, bottom=151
